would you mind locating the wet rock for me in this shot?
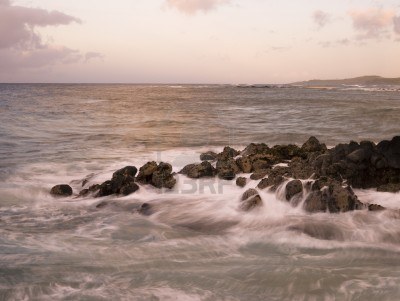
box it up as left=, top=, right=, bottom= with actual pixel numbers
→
left=251, top=156, right=273, bottom=172
left=151, top=162, right=176, bottom=189
left=216, top=158, right=240, bottom=180
left=138, top=203, right=153, bottom=215
left=377, top=183, right=400, bottom=193
left=285, top=180, right=303, bottom=201
left=179, top=161, right=216, bottom=178
left=240, top=188, right=262, bottom=211
left=95, top=201, right=108, bottom=209
left=96, top=165, right=140, bottom=197
left=79, top=184, right=100, bottom=197
left=136, top=162, right=158, bottom=184
left=241, top=143, right=270, bottom=156
left=257, top=167, right=289, bottom=191
left=217, top=146, right=240, bottom=161
left=250, top=170, right=269, bottom=180
left=271, top=144, right=305, bottom=160
left=50, top=184, right=73, bottom=197
left=301, top=136, right=327, bottom=153
left=236, top=177, right=247, bottom=187
left=377, top=136, right=400, bottom=169
left=368, top=204, right=386, bottom=211
left=113, top=166, right=138, bottom=179
left=200, top=151, right=218, bottom=161
left=120, top=182, right=140, bottom=195
left=304, top=181, right=363, bottom=213
left=236, top=156, right=252, bottom=173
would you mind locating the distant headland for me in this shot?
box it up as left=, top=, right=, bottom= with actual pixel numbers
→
left=293, top=75, right=400, bottom=86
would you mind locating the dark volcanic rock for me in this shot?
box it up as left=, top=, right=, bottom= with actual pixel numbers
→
left=50, top=184, right=73, bottom=197
left=301, top=136, right=327, bottom=153
left=250, top=170, right=269, bottom=180
left=236, top=177, right=247, bottom=187
left=377, top=136, right=400, bottom=169
left=377, top=183, right=400, bottom=193
left=136, top=162, right=158, bottom=184
left=368, top=204, right=386, bottom=211
left=217, top=146, right=240, bottom=161
left=200, top=151, right=218, bottom=161
left=257, top=167, right=289, bottom=191
left=240, top=188, right=262, bottom=211
left=79, top=184, right=100, bottom=197
left=151, top=162, right=176, bottom=189
left=236, top=156, right=252, bottom=173
left=180, top=161, right=216, bottom=178
left=96, top=165, right=140, bottom=197
left=216, top=158, right=240, bottom=180
left=303, top=180, right=363, bottom=213
left=285, top=180, right=303, bottom=201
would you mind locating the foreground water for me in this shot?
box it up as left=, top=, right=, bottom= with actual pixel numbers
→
left=1, top=84, right=400, bottom=300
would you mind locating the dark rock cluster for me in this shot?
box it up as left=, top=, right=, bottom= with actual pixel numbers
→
left=50, top=136, right=400, bottom=215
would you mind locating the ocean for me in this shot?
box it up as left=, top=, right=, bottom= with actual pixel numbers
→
left=1, top=84, right=400, bottom=300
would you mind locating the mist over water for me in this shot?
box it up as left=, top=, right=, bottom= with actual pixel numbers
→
left=1, top=84, right=400, bottom=300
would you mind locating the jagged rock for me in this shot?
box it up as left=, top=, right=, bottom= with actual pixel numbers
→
left=200, top=151, right=218, bottom=161
left=96, top=165, right=140, bottom=197
left=216, top=158, right=240, bottom=180
left=217, top=146, right=240, bottom=161
left=236, top=177, right=247, bottom=187
left=257, top=167, right=289, bottom=191
left=304, top=181, right=363, bottom=213
left=240, top=188, right=262, bottom=211
left=377, top=136, right=400, bottom=169
left=368, top=204, right=386, bottom=211
left=180, top=161, right=216, bottom=178
left=241, top=143, right=270, bottom=156
left=271, top=144, right=305, bottom=160
left=285, top=180, right=303, bottom=201
left=236, top=156, right=252, bottom=173
left=50, top=184, right=73, bottom=197
left=151, top=162, right=176, bottom=189
left=301, top=136, right=327, bottom=153
left=250, top=170, right=269, bottom=180
left=79, top=184, right=100, bottom=197
left=377, top=183, right=400, bottom=193
left=136, top=162, right=158, bottom=184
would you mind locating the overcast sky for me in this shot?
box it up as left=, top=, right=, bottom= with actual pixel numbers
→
left=1, top=0, right=400, bottom=83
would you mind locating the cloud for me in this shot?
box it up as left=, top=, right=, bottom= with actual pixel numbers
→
left=312, top=10, right=331, bottom=28
left=84, top=52, right=104, bottom=62
left=165, top=0, right=230, bottom=15
left=394, top=15, right=400, bottom=35
left=349, top=8, right=395, bottom=39
left=0, top=0, right=87, bottom=74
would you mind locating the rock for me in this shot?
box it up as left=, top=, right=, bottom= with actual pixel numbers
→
left=236, top=156, right=252, bottom=173
left=120, top=182, right=140, bottom=195
left=200, top=151, right=218, bottom=161
left=251, top=157, right=272, bottom=172
left=257, top=167, right=289, bottom=191
left=377, top=136, right=400, bottom=169
left=285, top=180, right=303, bottom=201
left=79, top=184, right=100, bottom=197
left=250, top=170, right=269, bottom=180
left=368, top=204, right=386, bottom=211
left=151, top=162, right=176, bottom=189
left=138, top=203, right=153, bottom=215
left=271, top=144, right=305, bottom=160
left=301, top=136, right=327, bottom=153
left=241, top=143, right=270, bottom=156
left=303, top=180, right=363, bottom=213
left=240, top=188, right=262, bottom=211
left=236, top=177, right=247, bottom=187
left=377, top=183, right=400, bottom=193
left=347, top=148, right=372, bottom=163
left=136, top=161, right=158, bottom=184
left=217, top=146, right=240, bottom=161
left=113, top=166, right=138, bottom=179
left=179, top=161, right=216, bottom=178
left=50, top=184, right=73, bottom=197
left=216, top=158, right=240, bottom=180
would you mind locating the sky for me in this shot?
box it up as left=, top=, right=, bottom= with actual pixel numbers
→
left=1, top=0, right=400, bottom=83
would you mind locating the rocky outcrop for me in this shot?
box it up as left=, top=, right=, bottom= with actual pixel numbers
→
left=303, top=179, right=363, bottom=213
left=97, top=166, right=139, bottom=197
left=240, top=188, right=262, bottom=211
left=200, top=151, right=218, bottom=161
left=216, top=158, right=240, bottom=180
left=50, top=184, right=73, bottom=197
left=285, top=180, right=303, bottom=201
left=236, top=177, right=247, bottom=187
left=136, top=162, right=176, bottom=189
left=179, top=161, right=216, bottom=178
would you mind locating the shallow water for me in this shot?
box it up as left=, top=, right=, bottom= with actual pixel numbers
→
left=1, top=84, right=400, bottom=300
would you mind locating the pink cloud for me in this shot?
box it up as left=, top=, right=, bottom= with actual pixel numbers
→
left=394, top=15, right=400, bottom=35
left=165, top=0, right=230, bottom=15
left=0, top=0, right=93, bottom=74
left=312, top=10, right=331, bottom=28
left=349, top=8, right=395, bottom=39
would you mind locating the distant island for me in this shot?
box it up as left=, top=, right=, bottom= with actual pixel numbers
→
left=293, top=75, right=400, bottom=86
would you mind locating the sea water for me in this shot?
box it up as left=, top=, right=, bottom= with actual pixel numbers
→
left=1, top=84, right=400, bottom=300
